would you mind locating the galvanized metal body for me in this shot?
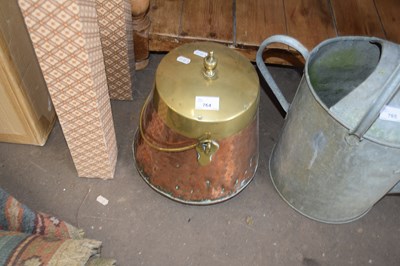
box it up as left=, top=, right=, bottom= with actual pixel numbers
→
left=257, top=35, right=400, bottom=223
left=134, top=42, right=260, bottom=204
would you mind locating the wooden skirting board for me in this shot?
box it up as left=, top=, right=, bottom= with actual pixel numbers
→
left=148, top=0, right=400, bottom=66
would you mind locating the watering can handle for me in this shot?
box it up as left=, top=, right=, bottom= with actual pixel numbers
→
left=350, top=63, right=400, bottom=139
left=256, top=35, right=309, bottom=113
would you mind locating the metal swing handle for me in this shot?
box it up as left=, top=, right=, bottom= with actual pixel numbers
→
left=139, top=93, right=198, bottom=152
left=256, top=35, right=310, bottom=113
left=138, top=92, right=220, bottom=165
left=350, top=63, right=400, bottom=140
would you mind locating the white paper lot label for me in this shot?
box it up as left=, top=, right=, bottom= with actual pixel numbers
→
left=177, top=56, right=191, bottom=64
left=193, top=50, right=208, bottom=58
left=195, top=96, right=220, bottom=111
left=380, top=105, right=400, bottom=122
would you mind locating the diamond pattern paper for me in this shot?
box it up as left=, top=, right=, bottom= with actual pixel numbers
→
left=18, top=0, right=117, bottom=179
left=96, top=0, right=134, bottom=100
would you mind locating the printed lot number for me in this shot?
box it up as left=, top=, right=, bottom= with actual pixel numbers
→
left=195, top=96, right=220, bottom=111
left=380, top=105, right=400, bottom=122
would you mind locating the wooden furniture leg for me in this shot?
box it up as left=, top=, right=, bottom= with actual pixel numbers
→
left=131, top=0, right=150, bottom=70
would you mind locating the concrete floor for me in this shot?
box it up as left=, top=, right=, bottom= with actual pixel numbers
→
left=1, top=54, right=400, bottom=266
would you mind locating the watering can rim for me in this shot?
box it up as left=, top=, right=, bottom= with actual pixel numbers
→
left=256, top=35, right=400, bottom=148
left=303, top=36, right=400, bottom=149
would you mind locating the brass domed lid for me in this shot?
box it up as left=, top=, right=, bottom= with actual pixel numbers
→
left=153, top=42, right=260, bottom=140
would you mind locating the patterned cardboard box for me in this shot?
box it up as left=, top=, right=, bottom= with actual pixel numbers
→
left=96, top=0, right=135, bottom=100
left=18, top=0, right=117, bottom=179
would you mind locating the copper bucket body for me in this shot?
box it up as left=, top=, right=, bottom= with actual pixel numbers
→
left=133, top=42, right=260, bottom=204
left=133, top=98, right=259, bottom=204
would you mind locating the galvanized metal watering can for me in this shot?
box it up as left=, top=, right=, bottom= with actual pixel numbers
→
left=256, top=35, right=400, bottom=223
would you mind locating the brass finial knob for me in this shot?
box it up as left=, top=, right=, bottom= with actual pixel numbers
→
left=203, top=51, right=217, bottom=79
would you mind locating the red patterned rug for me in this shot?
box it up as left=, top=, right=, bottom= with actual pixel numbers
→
left=0, top=187, right=115, bottom=265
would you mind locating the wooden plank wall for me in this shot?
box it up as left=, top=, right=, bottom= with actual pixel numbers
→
left=148, top=0, right=182, bottom=51
left=235, top=0, right=286, bottom=46
left=374, top=0, right=400, bottom=43
left=181, top=0, right=233, bottom=41
left=148, top=0, right=400, bottom=63
left=284, top=0, right=336, bottom=49
left=330, top=0, right=385, bottom=38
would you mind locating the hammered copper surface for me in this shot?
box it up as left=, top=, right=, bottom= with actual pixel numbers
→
left=134, top=99, right=258, bottom=204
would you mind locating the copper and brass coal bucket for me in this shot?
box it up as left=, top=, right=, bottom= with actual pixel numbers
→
left=133, top=42, right=260, bottom=204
